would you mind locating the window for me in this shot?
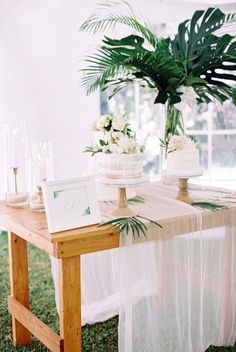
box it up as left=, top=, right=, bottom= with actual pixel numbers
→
left=101, top=87, right=236, bottom=188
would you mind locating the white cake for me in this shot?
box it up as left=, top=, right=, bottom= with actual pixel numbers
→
left=97, top=153, right=143, bottom=179
left=166, top=135, right=201, bottom=174
left=87, top=114, right=144, bottom=179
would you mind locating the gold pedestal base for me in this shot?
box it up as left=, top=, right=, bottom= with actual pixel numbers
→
left=111, top=187, right=136, bottom=217
left=176, top=178, right=193, bottom=204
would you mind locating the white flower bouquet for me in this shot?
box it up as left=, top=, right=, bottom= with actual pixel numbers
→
left=168, top=135, right=196, bottom=152
left=85, top=114, right=144, bottom=155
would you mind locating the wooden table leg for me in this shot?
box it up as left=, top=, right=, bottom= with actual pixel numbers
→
left=8, top=232, right=31, bottom=346
left=59, top=256, right=82, bottom=352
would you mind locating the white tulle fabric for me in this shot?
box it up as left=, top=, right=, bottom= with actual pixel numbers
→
left=50, top=184, right=236, bottom=352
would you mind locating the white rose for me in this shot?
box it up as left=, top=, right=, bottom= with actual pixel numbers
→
left=96, top=115, right=111, bottom=130
left=117, top=146, right=125, bottom=154
left=112, top=116, right=126, bottom=131
left=117, top=135, right=136, bottom=153
left=102, top=145, right=110, bottom=153
left=174, top=86, right=198, bottom=112
left=108, top=143, right=119, bottom=153
left=169, top=135, right=196, bottom=151
left=111, top=131, right=123, bottom=140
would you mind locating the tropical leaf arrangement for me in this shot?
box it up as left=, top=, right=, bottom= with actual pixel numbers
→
left=99, top=214, right=162, bottom=238
left=80, top=0, right=236, bottom=145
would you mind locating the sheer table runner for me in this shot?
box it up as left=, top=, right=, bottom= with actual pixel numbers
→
left=50, top=182, right=236, bottom=352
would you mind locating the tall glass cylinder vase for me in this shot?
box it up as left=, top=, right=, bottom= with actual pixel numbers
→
left=160, top=103, right=185, bottom=184
left=29, top=142, right=53, bottom=212
left=5, top=122, right=29, bottom=207
left=0, top=123, right=9, bottom=200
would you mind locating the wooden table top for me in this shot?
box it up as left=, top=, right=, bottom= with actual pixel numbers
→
left=0, top=183, right=235, bottom=258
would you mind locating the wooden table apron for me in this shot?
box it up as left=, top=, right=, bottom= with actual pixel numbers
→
left=0, top=197, right=234, bottom=352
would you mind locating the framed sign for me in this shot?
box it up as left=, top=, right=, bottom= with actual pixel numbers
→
left=43, top=176, right=101, bottom=233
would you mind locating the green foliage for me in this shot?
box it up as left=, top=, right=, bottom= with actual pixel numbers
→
left=191, top=202, right=228, bottom=211
left=127, top=195, right=145, bottom=205
left=100, top=215, right=162, bottom=238
left=80, top=1, right=236, bottom=106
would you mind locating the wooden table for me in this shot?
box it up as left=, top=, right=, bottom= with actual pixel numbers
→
left=0, top=201, right=120, bottom=352
left=0, top=184, right=235, bottom=351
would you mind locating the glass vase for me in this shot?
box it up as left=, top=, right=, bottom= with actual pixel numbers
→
left=5, top=122, right=29, bottom=207
left=160, top=104, right=185, bottom=185
left=29, top=142, right=53, bottom=212
left=0, top=123, right=9, bottom=200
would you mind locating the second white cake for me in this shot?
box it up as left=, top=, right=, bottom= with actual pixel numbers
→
left=166, top=135, right=201, bottom=174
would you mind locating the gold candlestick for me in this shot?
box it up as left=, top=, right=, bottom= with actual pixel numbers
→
left=12, top=166, right=18, bottom=194
left=30, top=185, right=44, bottom=212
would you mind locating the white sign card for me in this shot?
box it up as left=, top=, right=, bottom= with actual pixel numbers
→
left=43, top=176, right=101, bottom=233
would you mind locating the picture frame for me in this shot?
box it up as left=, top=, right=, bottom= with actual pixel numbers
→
left=42, top=176, right=101, bottom=233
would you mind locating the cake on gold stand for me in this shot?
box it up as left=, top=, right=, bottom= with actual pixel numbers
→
left=96, top=176, right=148, bottom=216
left=163, top=170, right=203, bottom=204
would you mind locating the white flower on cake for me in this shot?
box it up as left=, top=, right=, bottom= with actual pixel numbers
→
left=166, top=134, right=200, bottom=174
left=111, top=131, right=123, bottom=141
left=112, top=116, right=126, bottom=131
left=116, top=135, right=137, bottom=153
left=85, top=113, right=145, bottom=179
left=174, top=86, right=198, bottom=112
left=108, top=143, right=119, bottom=153
left=85, top=113, right=144, bottom=157
left=168, top=135, right=196, bottom=151
left=96, top=115, right=112, bottom=130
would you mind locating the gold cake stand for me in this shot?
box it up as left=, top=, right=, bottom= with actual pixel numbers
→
left=96, top=176, right=148, bottom=217
left=164, top=170, right=203, bottom=204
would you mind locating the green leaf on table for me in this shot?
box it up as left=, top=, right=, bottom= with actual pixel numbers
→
left=99, top=215, right=162, bottom=238
left=128, top=196, right=145, bottom=205
left=191, top=202, right=228, bottom=211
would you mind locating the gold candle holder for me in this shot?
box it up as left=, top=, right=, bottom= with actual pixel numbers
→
left=12, top=166, right=18, bottom=194
left=30, top=185, right=45, bottom=212
left=6, top=166, right=28, bottom=206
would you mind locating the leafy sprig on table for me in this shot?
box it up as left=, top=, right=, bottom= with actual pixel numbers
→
left=191, top=202, right=228, bottom=211
left=99, top=215, right=162, bottom=238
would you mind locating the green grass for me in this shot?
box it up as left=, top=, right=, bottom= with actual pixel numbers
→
left=0, top=231, right=235, bottom=352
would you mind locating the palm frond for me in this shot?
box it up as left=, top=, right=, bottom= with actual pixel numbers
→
left=80, top=0, right=159, bottom=49
left=128, top=196, right=145, bottom=205
left=99, top=215, right=162, bottom=238
left=191, top=202, right=228, bottom=211
left=81, top=33, right=185, bottom=97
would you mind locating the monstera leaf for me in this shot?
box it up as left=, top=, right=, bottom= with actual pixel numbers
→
left=172, top=8, right=236, bottom=102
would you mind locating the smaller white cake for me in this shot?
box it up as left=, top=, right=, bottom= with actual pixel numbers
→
left=97, top=153, right=143, bottom=179
left=166, top=135, right=201, bottom=174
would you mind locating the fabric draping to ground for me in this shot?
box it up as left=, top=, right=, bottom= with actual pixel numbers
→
left=50, top=183, right=236, bottom=352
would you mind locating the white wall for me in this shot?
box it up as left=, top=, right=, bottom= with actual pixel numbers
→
left=0, top=0, right=100, bottom=179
